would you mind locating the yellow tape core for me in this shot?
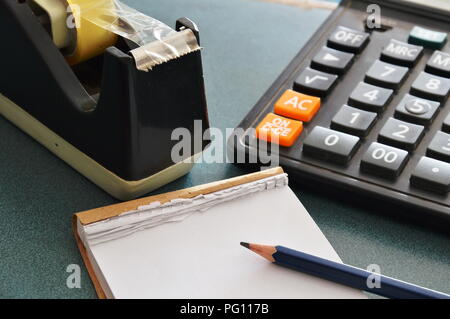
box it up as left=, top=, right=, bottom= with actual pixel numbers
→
left=65, top=0, right=118, bottom=65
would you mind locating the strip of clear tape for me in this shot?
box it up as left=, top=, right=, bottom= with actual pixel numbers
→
left=77, top=0, right=201, bottom=71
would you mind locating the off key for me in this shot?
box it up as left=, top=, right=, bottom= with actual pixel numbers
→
left=328, top=26, right=370, bottom=53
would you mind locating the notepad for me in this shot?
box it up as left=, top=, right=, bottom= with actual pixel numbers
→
left=73, top=167, right=366, bottom=299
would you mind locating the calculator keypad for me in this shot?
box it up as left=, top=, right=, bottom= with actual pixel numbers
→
left=249, top=21, right=450, bottom=214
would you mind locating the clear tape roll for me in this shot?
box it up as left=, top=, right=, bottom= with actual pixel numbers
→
left=65, top=0, right=201, bottom=70
left=66, top=0, right=118, bottom=65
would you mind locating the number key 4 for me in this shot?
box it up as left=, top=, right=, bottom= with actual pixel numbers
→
left=348, top=82, right=393, bottom=113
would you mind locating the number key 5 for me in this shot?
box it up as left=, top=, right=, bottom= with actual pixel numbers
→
left=394, top=94, right=440, bottom=126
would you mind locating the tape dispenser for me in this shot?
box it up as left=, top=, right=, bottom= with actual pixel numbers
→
left=0, top=0, right=210, bottom=200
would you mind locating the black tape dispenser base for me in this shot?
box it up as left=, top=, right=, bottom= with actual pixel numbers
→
left=0, top=0, right=210, bottom=200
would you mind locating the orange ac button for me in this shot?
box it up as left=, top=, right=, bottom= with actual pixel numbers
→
left=274, top=89, right=321, bottom=122
left=256, top=113, right=303, bottom=147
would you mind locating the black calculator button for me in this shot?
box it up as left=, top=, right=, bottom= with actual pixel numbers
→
left=328, top=26, right=369, bottom=53
left=426, top=51, right=450, bottom=78
left=294, top=67, right=338, bottom=97
left=443, top=113, right=450, bottom=133
left=410, top=157, right=450, bottom=193
left=311, top=46, right=354, bottom=75
left=394, top=94, right=440, bottom=126
left=361, top=142, right=409, bottom=179
left=331, top=104, right=377, bottom=137
left=302, top=127, right=360, bottom=164
left=410, top=72, right=450, bottom=102
left=378, top=118, right=425, bottom=151
left=381, top=39, right=423, bottom=67
left=365, top=60, right=409, bottom=90
left=348, top=82, right=393, bottom=112
left=427, top=131, right=450, bottom=162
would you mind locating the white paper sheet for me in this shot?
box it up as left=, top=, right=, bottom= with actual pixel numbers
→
left=86, top=182, right=366, bottom=299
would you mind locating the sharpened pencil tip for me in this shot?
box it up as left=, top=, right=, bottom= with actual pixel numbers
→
left=240, top=242, right=277, bottom=262
left=240, top=242, right=250, bottom=249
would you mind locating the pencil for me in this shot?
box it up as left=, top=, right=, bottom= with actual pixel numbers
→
left=240, top=242, right=450, bottom=299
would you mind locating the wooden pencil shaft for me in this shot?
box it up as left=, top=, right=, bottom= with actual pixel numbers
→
left=274, top=246, right=449, bottom=299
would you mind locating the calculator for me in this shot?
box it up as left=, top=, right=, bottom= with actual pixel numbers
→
left=230, top=0, right=450, bottom=222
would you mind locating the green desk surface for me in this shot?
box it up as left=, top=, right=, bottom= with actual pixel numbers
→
left=0, top=0, right=449, bottom=298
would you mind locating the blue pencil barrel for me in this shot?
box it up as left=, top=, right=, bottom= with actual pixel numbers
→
left=274, top=246, right=450, bottom=299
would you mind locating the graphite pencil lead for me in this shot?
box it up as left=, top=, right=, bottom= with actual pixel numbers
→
left=240, top=242, right=250, bottom=249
